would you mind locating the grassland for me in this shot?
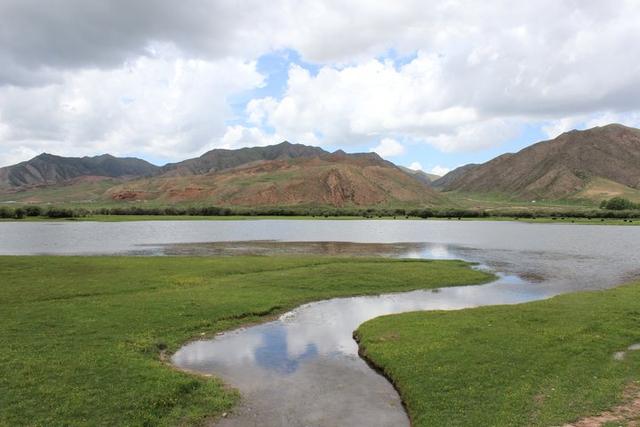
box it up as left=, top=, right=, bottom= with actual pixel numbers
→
left=576, top=177, right=640, bottom=203
left=0, top=256, right=492, bottom=426
left=456, top=216, right=640, bottom=225
left=0, top=179, right=120, bottom=204
left=444, top=190, right=601, bottom=210
left=355, top=280, right=640, bottom=426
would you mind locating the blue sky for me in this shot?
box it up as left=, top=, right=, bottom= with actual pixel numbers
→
left=1, top=1, right=640, bottom=174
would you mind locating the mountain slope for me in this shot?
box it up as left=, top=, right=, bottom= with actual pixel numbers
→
left=0, top=153, right=159, bottom=190
left=436, top=124, right=640, bottom=199
left=160, top=141, right=327, bottom=176
left=398, top=166, right=440, bottom=185
left=109, top=151, right=442, bottom=207
left=431, top=164, right=478, bottom=189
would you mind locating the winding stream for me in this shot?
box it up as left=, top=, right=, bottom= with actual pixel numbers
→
left=2, top=220, right=640, bottom=426
left=173, top=269, right=533, bottom=427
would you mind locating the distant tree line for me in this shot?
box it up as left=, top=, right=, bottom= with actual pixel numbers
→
left=599, top=197, right=640, bottom=210
left=1, top=202, right=640, bottom=220
left=0, top=206, right=88, bottom=219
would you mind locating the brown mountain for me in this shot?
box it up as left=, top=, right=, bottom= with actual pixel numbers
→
left=436, top=124, right=640, bottom=199
left=0, top=142, right=442, bottom=207
left=0, top=153, right=159, bottom=191
left=108, top=150, right=442, bottom=207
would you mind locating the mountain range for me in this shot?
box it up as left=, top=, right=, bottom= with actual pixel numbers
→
left=2, top=123, right=639, bottom=207
left=0, top=142, right=441, bottom=207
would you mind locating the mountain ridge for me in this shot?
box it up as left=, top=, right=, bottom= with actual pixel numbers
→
left=0, top=141, right=440, bottom=207
left=435, top=123, right=640, bottom=199
left=159, top=141, right=328, bottom=176
left=0, top=153, right=159, bottom=190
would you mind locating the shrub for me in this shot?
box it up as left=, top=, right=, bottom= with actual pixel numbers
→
left=0, top=207, right=15, bottom=218
left=600, top=197, right=638, bottom=210
left=24, top=206, right=43, bottom=216
left=46, top=207, right=80, bottom=218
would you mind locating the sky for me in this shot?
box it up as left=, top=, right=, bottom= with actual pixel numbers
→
left=1, top=1, right=640, bottom=176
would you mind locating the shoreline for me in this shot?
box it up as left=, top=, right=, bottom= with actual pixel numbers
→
left=1, top=214, right=639, bottom=225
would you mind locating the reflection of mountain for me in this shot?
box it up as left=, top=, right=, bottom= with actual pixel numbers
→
left=254, top=327, right=318, bottom=374
left=160, top=241, right=443, bottom=257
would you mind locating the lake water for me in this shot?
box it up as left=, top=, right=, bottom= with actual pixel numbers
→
left=2, top=220, right=640, bottom=426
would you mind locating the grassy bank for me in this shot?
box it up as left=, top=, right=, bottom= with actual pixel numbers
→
left=0, top=256, right=492, bottom=426
left=355, top=280, right=640, bottom=426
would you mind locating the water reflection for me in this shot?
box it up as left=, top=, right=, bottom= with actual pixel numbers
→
left=173, top=273, right=541, bottom=377
left=157, top=240, right=478, bottom=263
left=172, top=272, right=554, bottom=427
left=152, top=240, right=450, bottom=258
left=254, top=328, right=318, bottom=374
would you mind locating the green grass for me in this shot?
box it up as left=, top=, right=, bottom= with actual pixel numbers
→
left=0, top=215, right=390, bottom=222
left=444, top=190, right=600, bottom=209
left=575, top=177, right=640, bottom=203
left=355, top=280, right=640, bottom=426
left=0, top=256, right=492, bottom=426
left=0, top=180, right=119, bottom=203
left=453, top=216, right=640, bottom=225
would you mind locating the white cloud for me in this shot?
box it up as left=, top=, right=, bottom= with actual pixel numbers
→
left=429, top=165, right=450, bottom=176
left=407, top=162, right=449, bottom=177
left=408, top=161, right=422, bottom=171
left=248, top=57, right=488, bottom=150
left=427, top=119, right=521, bottom=152
left=370, top=138, right=405, bottom=157
left=0, top=48, right=263, bottom=166
left=219, top=125, right=282, bottom=150
left=4, top=1, right=640, bottom=165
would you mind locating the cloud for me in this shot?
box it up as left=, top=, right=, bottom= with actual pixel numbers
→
left=407, top=162, right=450, bottom=177
left=429, top=165, right=450, bottom=176
left=0, top=50, right=263, bottom=166
left=3, top=1, right=640, bottom=165
left=248, top=58, right=474, bottom=148
left=241, top=1, right=640, bottom=152
left=426, top=119, right=521, bottom=152
left=370, top=138, right=405, bottom=157
left=248, top=58, right=522, bottom=151
left=0, top=1, right=287, bottom=86
left=5, top=1, right=640, bottom=103
left=219, top=125, right=282, bottom=150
